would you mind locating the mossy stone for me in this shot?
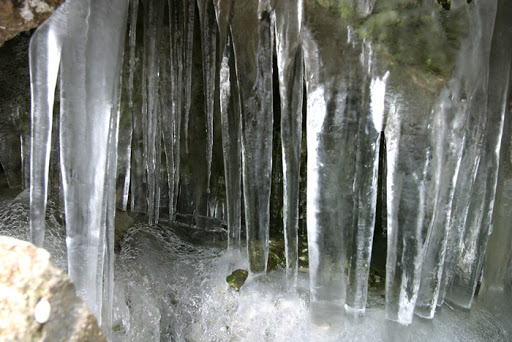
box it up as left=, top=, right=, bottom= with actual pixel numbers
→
left=226, top=269, right=249, bottom=291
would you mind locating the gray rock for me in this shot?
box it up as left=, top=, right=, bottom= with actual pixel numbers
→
left=0, top=236, right=106, bottom=342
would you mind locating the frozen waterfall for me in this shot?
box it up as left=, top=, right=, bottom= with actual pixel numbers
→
left=25, top=0, right=512, bottom=338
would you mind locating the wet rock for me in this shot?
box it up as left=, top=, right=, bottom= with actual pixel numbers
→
left=0, top=236, right=106, bottom=341
left=267, top=239, right=286, bottom=273
left=114, top=209, right=135, bottom=251
left=226, top=269, right=249, bottom=291
left=0, top=0, right=65, bottom=46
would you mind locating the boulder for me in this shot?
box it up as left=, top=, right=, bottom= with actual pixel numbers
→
left=0, top=0, right=65, bottom=46
left=0, top=236, right=106, bottom=341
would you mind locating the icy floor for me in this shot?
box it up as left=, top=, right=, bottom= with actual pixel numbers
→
left=0, top=193, right=510, bottom=342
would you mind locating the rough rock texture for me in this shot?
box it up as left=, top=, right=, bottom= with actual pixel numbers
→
left=0, top=236, right=106, bottom=342
left=0, top=0, right=65, bottom=46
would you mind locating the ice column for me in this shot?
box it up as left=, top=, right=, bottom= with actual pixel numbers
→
left=415, top=0, right=497, bottom=318
left=141, top=0, right=165, bottom=224
left=159, top=3, right=176, bottom=220
left=198, top=0, right=217, bottom=196
left=183, top=0, right=196, bottom=153
left=438, top=0, right=498, bottom=308
left=479, top=0, right=512, bottom=300
left=346, top=52, right=388, bottom=314
left=167, top=0, right=186, bottom=217
left=230, top=0, right=274, bottom=273
left=274, top=0, right=304, bottom=284
left=129, top=0, right=147, bottom=215
left=29, top=1, right=67, bottom=247
left=214, top=0, right=242, bottom=250
left=116, top=0, right=140, bottom=212
left=384, top=91, right=434, bottom=325
left=446, top=0, right=503, bottom=309
left=302, top=2, right=374, bottom=324
left=59, top=0, right=128, bottom=322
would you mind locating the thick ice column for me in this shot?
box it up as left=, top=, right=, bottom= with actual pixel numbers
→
left=384, top=88, right=434, bottom=325
left=168, top=0, right=185, bottom=217
left=346, top=64, right=388, bottom=314
left=480, top=0, right=512, bottom=299
left=438, top=0, right=498, bottom=307
left=302, top=3, right=368, bottom=325
left=159, top=8, right=176, bottom=220
left=230, top=0, right=274, bottom=274
left=414, top=88, right=465, bottom=319
left=141, top=0, right=165, bottom=224
left=446, top=0, right=503, bottom=309
left=101, top=3, right=129, bottom=334
left=415, top=0, right=496, bottom=318
left=29, top=2, right=67, bottom=247
left=58, top=0, right=128, bottom=321
left=222, top=34, right=243, bottom=249
left=183, top=0, right=196, bottom=153
left=116, top=0, right=139, bottom=212
left=274, top=0, right=304, bottom=284
left=481, top=78, right=512, bottom=298
left=197, top=0, right=217, bottom=195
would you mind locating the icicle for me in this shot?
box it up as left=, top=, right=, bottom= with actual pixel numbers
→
left=346, top=66, right=389, bottom=314
left=183, top=0, right=196, bottom=153
left=438, top=0, right=498, bottom=308
left=302, top=2, right=373, bottom=324
left=29, top=0, right=66, bottom=248
left=414, top=88, right=465, bottom=319
left=445, top=0, right=501, bottom=308
left=101, top=18, right=128, bottom=333
left=479, top=0, right=512, bottom=300
left=130, top=0, right=147, bottom=215
left=415, top=0, right=496, bottom=318
left=384, top=90, right=435, bottom=325
left=221, top=34, right=243, bottom=249
left=214, top=0, right=242, bottom=250
left=274, top=0, right=304, bottom=285
left=20, top=131, right=30, bottom=190
left=169, top=0, right=185, bottom=217
left=142, top=0, right=165, bottom=224
left=230, top=0, right=274, bottom=274
left=197, top=0, right=217, bottom=196
left=117, top=0, right=139, bottom=212
left=57, top=0, right=128, bottom=322
left=159, top=7, right=176, bottom=221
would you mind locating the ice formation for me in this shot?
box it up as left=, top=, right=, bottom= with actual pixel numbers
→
left=24, top=0, right=512, bottom=337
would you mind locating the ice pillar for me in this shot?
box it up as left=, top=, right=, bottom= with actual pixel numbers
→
left=274, top=0, right=304, bottom=285
left=230, top=0, right=274, bottom=273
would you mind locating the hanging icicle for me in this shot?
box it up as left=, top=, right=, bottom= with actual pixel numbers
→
left=274, top=0, right=304, bottom=285
left=29, top=0, right=129, bottom=331
left=230, top=0, right=274, bottom=274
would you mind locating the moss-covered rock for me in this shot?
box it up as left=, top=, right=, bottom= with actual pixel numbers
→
left=226, top=269, right=249, bottom=291
left=368, top=267, right=386, bottom=290
left=312, top=0, right=469, bottom=84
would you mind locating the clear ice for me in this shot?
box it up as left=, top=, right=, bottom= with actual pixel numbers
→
left=29, top=0, right=129, bottom=333
left=25, top=0, right=512, bottom=337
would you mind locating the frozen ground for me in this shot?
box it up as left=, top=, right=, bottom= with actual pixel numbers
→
left=0, top=193, right=510, bottom=341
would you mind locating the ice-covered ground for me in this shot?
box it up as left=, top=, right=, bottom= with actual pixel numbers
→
left=0, top=194, right=510, bottom=341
